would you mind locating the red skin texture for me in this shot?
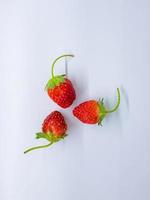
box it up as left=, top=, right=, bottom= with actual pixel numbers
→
left=42, top=111, right=67, bottom=137
left=47, top=79, right=76, bottom=108
left=73, top=100, right=100, bottom=124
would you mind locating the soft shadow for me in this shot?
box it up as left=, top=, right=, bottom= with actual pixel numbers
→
left=120, top=85, right=130, bottom=111
left=103, top=86, right=130, bottom=131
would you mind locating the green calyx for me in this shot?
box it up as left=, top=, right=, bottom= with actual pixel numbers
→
left=45, top=54, right=74, bottom=90
left=45, top=75, right=66, bottom=90
left=36, top=132, right=67, bottom=142
left=98, top=98, right=106, bottom=126
left=24, top=132, right=67, bottom=154
left=98, top=88, right=120, bottom=126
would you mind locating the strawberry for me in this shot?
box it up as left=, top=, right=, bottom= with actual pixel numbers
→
left=73, top=88, right=120, bottom=125
left=24, top=111, right=67, bottom=154
left=45, top=54, right=76, bottom=108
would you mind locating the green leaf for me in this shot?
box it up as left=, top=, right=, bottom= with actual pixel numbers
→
left=53, top=75, right=65, bottom=86
left=45, top=79, right=55, bottom=90
left=36, top=132, right=45, bottom=139
left=98, top=99, right=107, bottom=125
left=36, top=132, right=68, bottom=144
left=35, top=132, right=52, bottom=141
left=45, top=75, right=65, bottom=90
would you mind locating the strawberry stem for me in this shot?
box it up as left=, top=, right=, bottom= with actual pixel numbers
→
left=24, top=142, right=53, bottom=154
left=51, top=54, right=74, bottom=78
left=105, top=88, right=120, bottom=113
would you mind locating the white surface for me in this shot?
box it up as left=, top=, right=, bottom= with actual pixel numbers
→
left=0, top=0, right=150, bottom=200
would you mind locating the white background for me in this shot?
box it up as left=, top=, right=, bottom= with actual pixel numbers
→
left=0, top=0, right=150, bottom=200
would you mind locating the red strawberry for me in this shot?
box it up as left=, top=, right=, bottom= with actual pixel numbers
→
left=73, top=88, right=120, bottom=125
left=45, top=54, right=76, bottom=108
left=24, top=111, right=67, bottom=154
left=42, top=111, right=67, bottom=137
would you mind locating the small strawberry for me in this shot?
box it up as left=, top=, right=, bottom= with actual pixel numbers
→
left=45, top=54, right=76, bottom=108
left=73, top=88, right=120, bottom=125
left=24, top=111, right=67, bottom=154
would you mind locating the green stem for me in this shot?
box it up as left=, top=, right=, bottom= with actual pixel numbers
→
left=106, top=88, right=120, bottom=113
left=51, top=54, right=74, bottom=78
left=24, top=142, right=53, bottom=154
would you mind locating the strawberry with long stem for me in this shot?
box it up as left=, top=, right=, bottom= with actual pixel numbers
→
left=73, top=88, right=120, bottom=125
left=45, top=54, right=76, bottom=108
left=24, top=111, right=67, bottom=154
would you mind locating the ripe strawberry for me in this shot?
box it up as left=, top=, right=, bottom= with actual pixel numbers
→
left=45, top=54, right=76, bottom=108
left=24, top=111, right=67, bottom=154
left=73, top=88, right=120, bottom=125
